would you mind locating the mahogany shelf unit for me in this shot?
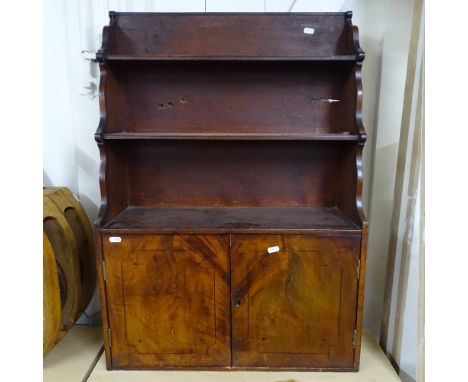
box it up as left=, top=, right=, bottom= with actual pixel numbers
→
left=95, top=12, right=368, bottom=372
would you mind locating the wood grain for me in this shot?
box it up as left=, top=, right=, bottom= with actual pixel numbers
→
left=43, top=232, right=61, bottom=356
left=231, top=235, right=360, bottom=368
left=102, top=206, right=360, bottom=233
left=123, top=140, right=353, bottom=209
left=44, top=188, right=96, bottom=313
left=99, top=13, right=359, bottom=60
left=105, top=61, right=355, bottom=136
left=102, top=235, right=231, bottom=369
left=43, top=195, right=81, bottom=332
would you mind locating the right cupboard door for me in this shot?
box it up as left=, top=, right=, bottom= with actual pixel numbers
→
left=231, top=235, right=361, bottom=369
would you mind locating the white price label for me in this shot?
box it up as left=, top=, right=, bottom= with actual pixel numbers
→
left=267, top=246, right=280, bottom=254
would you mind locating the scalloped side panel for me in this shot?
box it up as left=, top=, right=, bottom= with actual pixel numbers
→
left=352, top=25, right=365, bottom=62
left=96, top=11, right=117, bottom=62
left=353, top=63, right=367, bottom=225
left=354, top=65, right=366, bottom=142
left=345, top=12, right=365, bottom=62
left=355, top=145, right=367, bottom=224
left=95, top=64, right=108, bottom=227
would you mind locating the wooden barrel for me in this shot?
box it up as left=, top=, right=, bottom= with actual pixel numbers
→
left=43, top=195, right=81, bottom=333
left=43, top=187, right=96, bottom=355
left=43, top=233, right=61, bottom=356
left=44, top=188, right=96, bottom=311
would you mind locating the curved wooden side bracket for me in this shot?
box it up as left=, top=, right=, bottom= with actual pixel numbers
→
left=109, top=10, right=117, bottom=21
left=95, top=64, right=108, bottom=227
left=354, top=62, right=367, bottom=224
left=358, top=132, right=367, bottom=144
left=345, top=11, right=365, bottom=63
left=355, top=145, right=367, bottom=224
left=354, top=65, right=366, bottom=144
left=345, top=11, right=353, bottom=23
left=96, top=11, right=117, bottom=63
left=342, top=14, right=367, bottom=225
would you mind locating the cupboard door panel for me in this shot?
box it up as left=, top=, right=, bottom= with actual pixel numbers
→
left=102, top=235, right=230, bottom=369
left=231, top=235, right=360, bottom=369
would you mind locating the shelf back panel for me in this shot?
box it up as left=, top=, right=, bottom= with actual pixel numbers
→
left=105, top=141, right=354, bottom=208
left=105, top=61, right=356, bottom=135
left=103, top=13, right=356, bottom=59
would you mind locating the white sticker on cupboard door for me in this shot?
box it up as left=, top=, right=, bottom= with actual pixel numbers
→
left=267, top=246, right=280, bottom=254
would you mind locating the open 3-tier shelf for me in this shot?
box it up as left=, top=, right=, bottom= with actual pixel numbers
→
left=95, top=12, right=368, bottom=372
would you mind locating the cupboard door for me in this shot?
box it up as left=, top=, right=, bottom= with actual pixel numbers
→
left=231, top=235, right=360, bottom=369
left=102, top=235, right=231, bottom=369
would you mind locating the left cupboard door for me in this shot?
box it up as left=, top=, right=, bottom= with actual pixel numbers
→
left=101, top=234, right=231, bottom=369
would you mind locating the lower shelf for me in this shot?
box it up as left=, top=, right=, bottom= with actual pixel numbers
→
left=101, top=206, right=360, bottom=234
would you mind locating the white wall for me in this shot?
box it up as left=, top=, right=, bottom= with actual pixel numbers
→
left=43, top=0, right=419, bottom=378
left=365, top=0, right=415, bottom=337
left=44, top=0, right=78, bottom=194
left=376, top=3, right=423, bottom=380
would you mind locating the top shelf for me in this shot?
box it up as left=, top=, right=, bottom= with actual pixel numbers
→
left=101, top=55, right=359, bottom=62
left=97, top=12, right=364, bottom=63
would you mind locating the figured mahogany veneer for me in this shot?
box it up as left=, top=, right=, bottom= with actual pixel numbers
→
left=94, top=12, right=368, bottom=371
left=103, top=235, right=231, bottom=368
left=231, top=235, right=360, bottom=369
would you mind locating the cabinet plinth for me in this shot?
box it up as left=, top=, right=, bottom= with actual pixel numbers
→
left=95, top=11, right=368, bottom=371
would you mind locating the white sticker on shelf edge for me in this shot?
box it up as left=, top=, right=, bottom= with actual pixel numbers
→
left=109, top=236, right=122, bottom=243
left=303, top=27, right=315, bottom=35
left=267, top=246, right=280, bottom=254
